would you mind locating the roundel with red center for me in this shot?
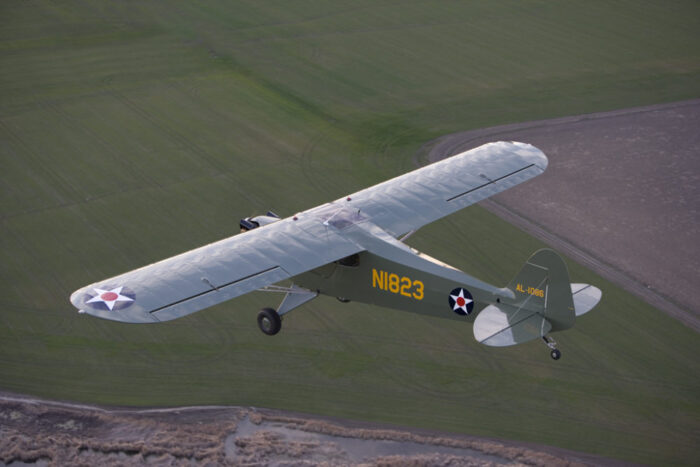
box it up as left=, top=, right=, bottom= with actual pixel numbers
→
left=448, top=287, right=474, bottom=316
left=84, top=285, right=136, bottom=311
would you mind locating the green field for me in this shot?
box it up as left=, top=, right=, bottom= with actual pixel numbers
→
left=1, top=1, right=699, bottom=464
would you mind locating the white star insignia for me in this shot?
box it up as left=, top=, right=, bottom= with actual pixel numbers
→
left=86, top=286, right=134, bottom=311
left=450, top=288, right=473, bottom=315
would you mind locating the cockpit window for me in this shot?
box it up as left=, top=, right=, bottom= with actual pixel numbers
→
left=315, top=205, right=367, bottom=230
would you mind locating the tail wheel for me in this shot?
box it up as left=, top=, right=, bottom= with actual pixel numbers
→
left=257, top=308, right=281, bottom=335
left=543, top=336, right=561, bottom=361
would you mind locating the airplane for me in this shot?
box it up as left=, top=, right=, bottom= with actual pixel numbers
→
left=69, top=141, right=601, bottom=360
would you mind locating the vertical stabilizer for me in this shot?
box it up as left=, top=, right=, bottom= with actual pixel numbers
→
left=507, top=249, right=575, bottom=332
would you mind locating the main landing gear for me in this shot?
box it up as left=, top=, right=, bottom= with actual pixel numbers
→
left=542, top=336, right=561, bottom=360
left=256, top=284, right=318, bottom=336
left=257, top=308, right=282, bottom=335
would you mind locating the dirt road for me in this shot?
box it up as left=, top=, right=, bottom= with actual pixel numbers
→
left=423, top=99, right=700, bottom=331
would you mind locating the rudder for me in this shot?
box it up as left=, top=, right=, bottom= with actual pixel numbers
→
left=507, top=249, right=575, bottom=332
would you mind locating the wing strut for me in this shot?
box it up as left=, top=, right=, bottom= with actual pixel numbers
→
left=256, top=284, right=317, bottom=336
left=277, top=285, right=317, bottom=316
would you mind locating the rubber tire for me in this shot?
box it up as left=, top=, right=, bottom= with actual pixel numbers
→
left=257, top=308, right=281, bottom=336
left=550, top=349, right=562, bottom=360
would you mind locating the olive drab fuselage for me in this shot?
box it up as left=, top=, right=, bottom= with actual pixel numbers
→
left=294, top=251, right=494, bottom=322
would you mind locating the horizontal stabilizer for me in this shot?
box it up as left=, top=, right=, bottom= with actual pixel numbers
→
left=473, top=303, right=551, bottom=347
left=571, top=283, right=602, bottom=316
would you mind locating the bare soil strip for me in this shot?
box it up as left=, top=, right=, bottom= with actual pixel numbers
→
left=0, top=393, right=629, bottom=466
left=423, top=100, right=700, bottom=332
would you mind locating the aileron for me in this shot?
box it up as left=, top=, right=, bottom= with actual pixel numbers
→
left=446, top=163, right=537, bottom=202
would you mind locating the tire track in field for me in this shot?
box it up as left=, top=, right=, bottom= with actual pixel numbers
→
left=297, top=125, right=362, bottom=201
left=0, top=119, right=70, bottom=219
left=42, top=100, right=157, bottom=189
left=298, top=129, right=333, bottom=196
left=104, top=86, right=226, bottom=174
left=305, top=302, right=498, bottom=402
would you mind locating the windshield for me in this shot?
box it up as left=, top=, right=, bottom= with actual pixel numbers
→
left=314, top=205, right=367, bottom=230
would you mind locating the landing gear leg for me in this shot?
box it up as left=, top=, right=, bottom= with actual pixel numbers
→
left=542, top=336, right=561, bottom=360
left=255, top=284, right=318, bottom=336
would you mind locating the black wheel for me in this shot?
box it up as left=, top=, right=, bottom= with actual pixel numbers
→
left=550, top=349, right=562, bottom=360
left=257, top=308, right=281, bottom=336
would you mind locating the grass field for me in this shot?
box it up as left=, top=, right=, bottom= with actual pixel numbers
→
left=1, top=1, right=699, bottom=464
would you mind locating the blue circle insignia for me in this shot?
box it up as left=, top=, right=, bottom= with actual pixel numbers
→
left=448, top=287, right=474, bottom=316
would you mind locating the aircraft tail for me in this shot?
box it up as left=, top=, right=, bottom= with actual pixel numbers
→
left=473, top=249, right=601, bottom=351
left=507, top=248, right=575, bottom=332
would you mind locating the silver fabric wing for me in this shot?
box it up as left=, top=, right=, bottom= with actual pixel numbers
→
left=342, top=141, right=547, bottom=237
left=70, top=141, right=547, bottom=323
left=71, top=213, right=363, bottom=323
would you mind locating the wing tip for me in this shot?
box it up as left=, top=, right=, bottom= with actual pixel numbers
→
left=69, top=284, right=159, bottom=323
left=477, top=141, right=548, bottom=172
left=508, top=141, right=549, bottom=172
